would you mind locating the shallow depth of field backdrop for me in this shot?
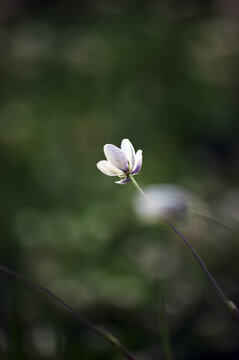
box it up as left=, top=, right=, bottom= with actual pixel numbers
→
left=0, top=1, right=239, bottom=359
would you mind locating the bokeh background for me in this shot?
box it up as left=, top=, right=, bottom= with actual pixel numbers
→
left=0, top=1, right=239, bottom=359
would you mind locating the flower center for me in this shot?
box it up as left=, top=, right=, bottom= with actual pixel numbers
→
left=127, top=160, right=132, bottom=172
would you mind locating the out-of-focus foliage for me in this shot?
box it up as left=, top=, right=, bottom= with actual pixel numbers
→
left=0, top=1, right=239, bottom=359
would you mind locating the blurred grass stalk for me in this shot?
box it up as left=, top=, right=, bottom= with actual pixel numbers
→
left=0, top=265, right=137, bottom=360
left=129, top=174, right=239, bottom=323
left=155, top=278, right=173, bottom=360
left=191, top=209, right=239, bottom=237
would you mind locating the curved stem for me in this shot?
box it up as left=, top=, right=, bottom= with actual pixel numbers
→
left=191, top=209, right=239, bottom=237
left=129, top=175, right=239, bottom=322
left=0, top=265, right=137, bottom=360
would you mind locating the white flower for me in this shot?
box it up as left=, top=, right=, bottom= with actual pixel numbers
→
left=97, top=139, right=143, bottom=184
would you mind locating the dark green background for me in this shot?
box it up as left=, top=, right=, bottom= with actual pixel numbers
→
left=0, top=1, right=239, bottom=359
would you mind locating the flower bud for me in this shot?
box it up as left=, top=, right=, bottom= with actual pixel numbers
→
left=133, top=184, right=196, bottom=223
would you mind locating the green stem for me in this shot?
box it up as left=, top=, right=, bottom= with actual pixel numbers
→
left=0, top=265, right=137, bottom=360
left=155, top=278, right=173, bottom=360
left=129, top=174, right=239, bottom=322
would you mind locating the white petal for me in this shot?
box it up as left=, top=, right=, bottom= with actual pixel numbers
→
left=121, top=139, right=135, bottom=170
left=104, top=144, right=128, bottom=172
left=132, top=150, right=142, bottom=174
left=115, top=177, right=131, bottom=185
left=97, top=160, right=124, bottom=176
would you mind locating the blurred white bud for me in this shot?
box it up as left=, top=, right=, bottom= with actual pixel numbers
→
left=133, top=184, right=197, bottom=223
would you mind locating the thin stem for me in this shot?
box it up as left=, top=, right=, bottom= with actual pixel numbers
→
left=161, top=215, right=226, bottom=299
left=191, top=209, right=239, bottom=237
left=129, top=175, right=150, bottom=201
left=129, top=174, right=239, bottom=322
left=0, top=265, right=137, bottom=360
left=155, top=278, right=173, bottom=360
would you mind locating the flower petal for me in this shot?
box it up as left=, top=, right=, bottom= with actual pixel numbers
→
left=97, top=160, right=125, bottom=176
left=132, top=150, right=142, bottom=174
left=115, top=177, right=131, bottom=185
left=104, top=144, right=128, bottom=172
left=121, top=139, right=135, bottom=170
